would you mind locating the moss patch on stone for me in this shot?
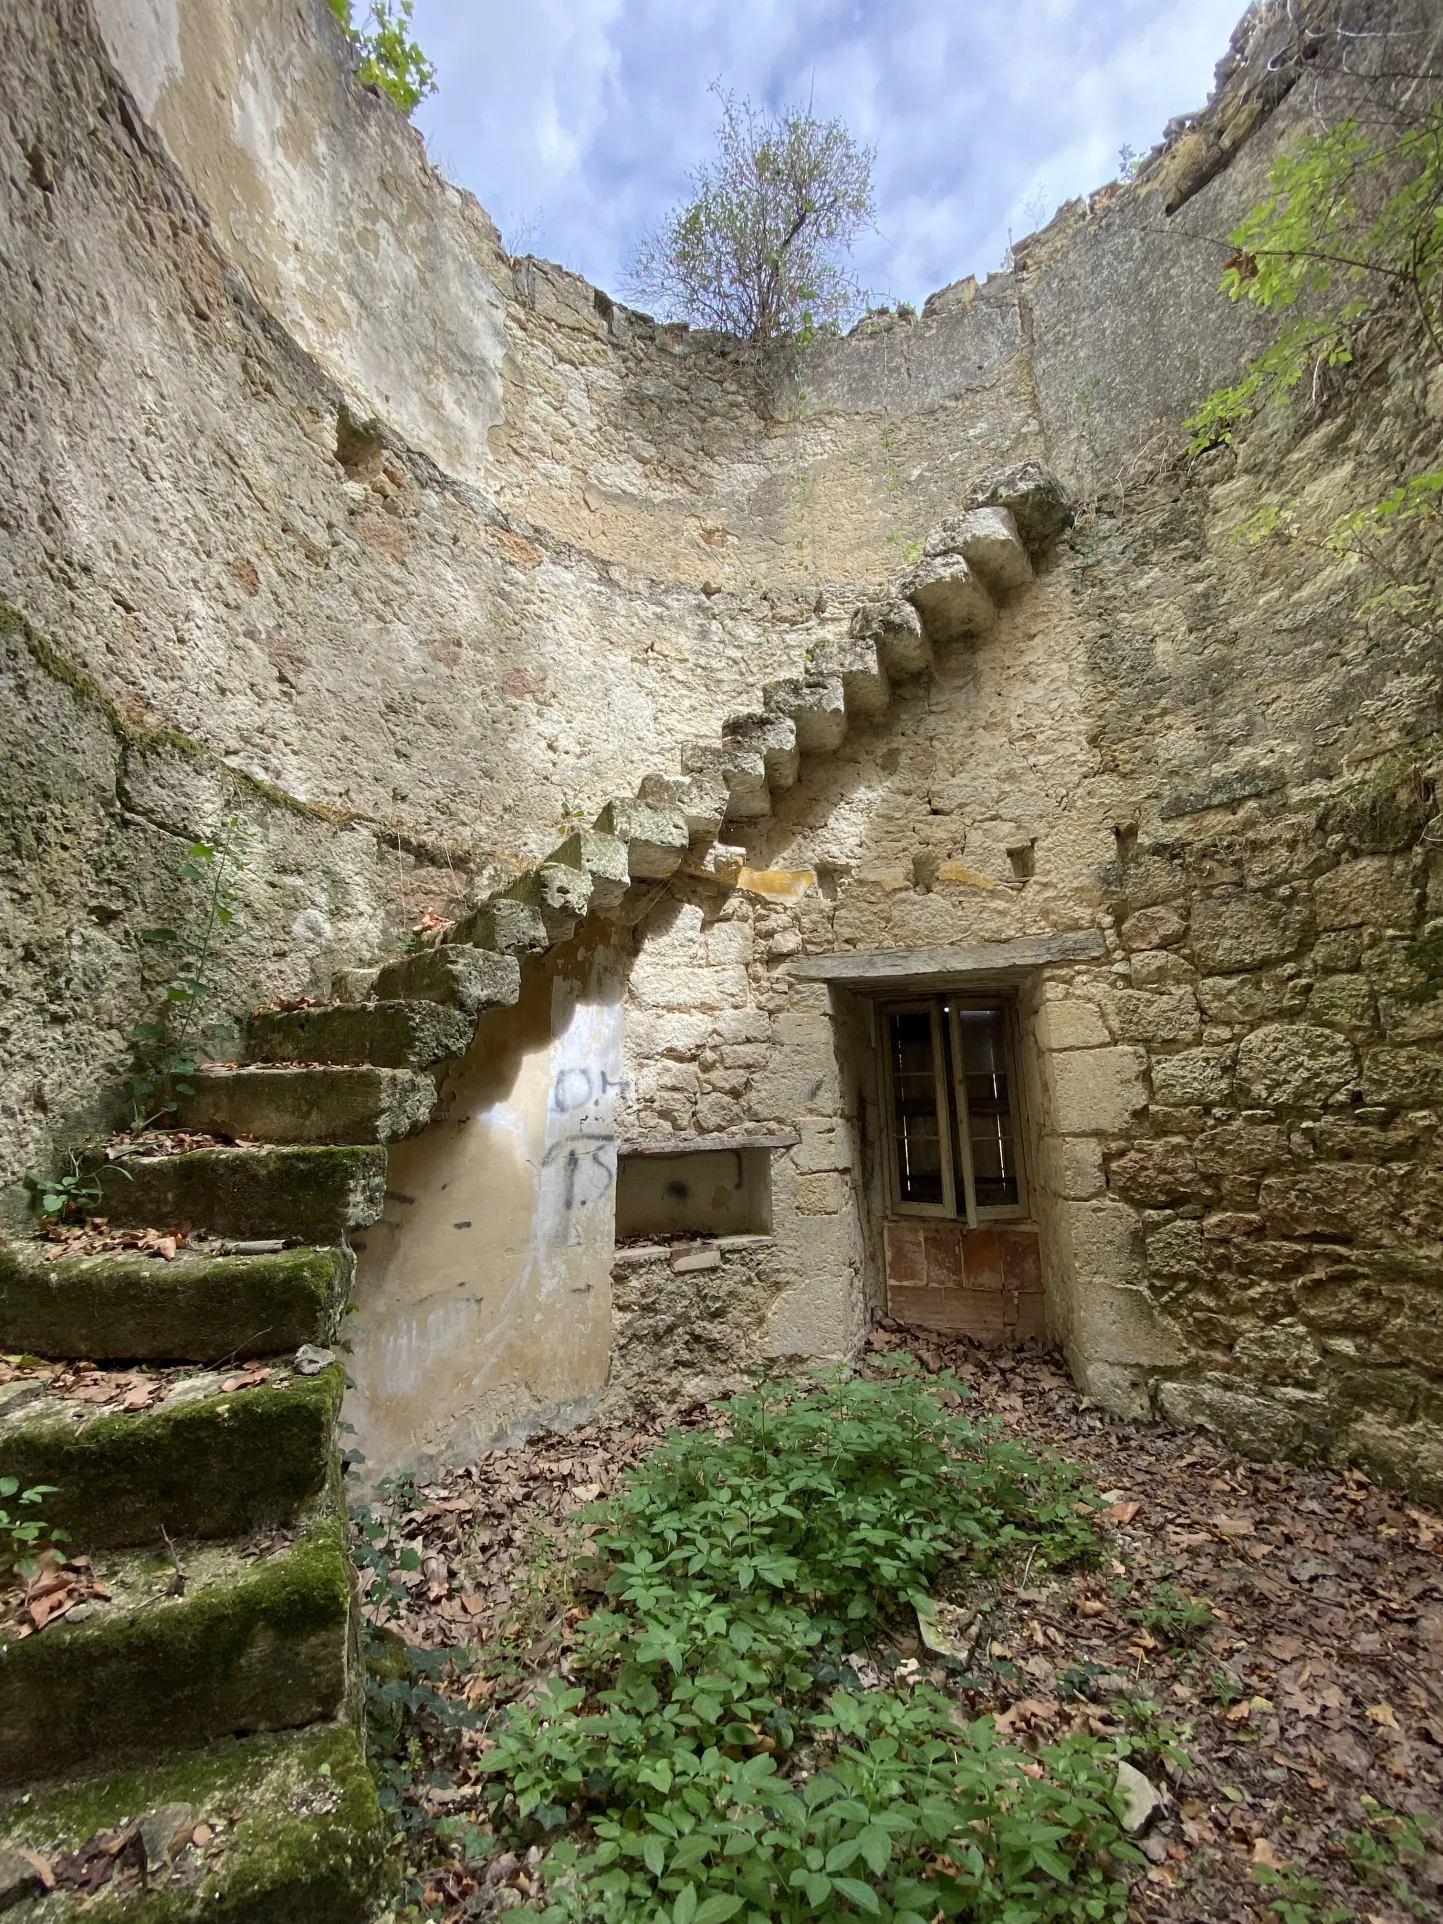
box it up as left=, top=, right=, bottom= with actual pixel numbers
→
left=0, top=1722, right=394, bottom=1922
left=96, top=1147, right=387, bottom=1242
left=0, top=1364, right=343, bottom=1550
left=0, top=1243, right=351, bottom=1362
left=0, top=1507, right=354, bottom=1788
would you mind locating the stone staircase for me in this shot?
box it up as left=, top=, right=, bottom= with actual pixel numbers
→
left=0, top=465, right=1066, bottom=1916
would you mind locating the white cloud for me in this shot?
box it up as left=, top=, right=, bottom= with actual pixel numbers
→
left=412, top=0, right=1246, bottom=307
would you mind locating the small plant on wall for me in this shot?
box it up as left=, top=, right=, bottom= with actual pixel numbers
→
left=129, top=816, right=249, bottom=1130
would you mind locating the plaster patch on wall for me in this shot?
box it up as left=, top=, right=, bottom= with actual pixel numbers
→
left=91, top=0, right=180, bottom=118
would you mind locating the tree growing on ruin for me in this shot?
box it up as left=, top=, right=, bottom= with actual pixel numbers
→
left=627, top=89, right=876, bottom=346
left=327, top=0, right=435, bottom=115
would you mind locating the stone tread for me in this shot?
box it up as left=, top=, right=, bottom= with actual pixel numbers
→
left=97, top=1147, right=387, bottom=1245
left=174, top=1066, right=437, bottom=1145
left=0, top=1363, right=343, bottom=1550
left=0, top=1506, right=354, bottom=1789
left=245, top=1000, right=474, bottom=1068
left=0, top=1722, right=392, bottom=1922
left=0, top=1243, right=351, bottom=1363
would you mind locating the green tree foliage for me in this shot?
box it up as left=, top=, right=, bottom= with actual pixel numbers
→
left=327, top=0, right=436, bottom=115
left=1186, top=99, right=1443, bottom=625
left=627, top=89, right=875, bottom=345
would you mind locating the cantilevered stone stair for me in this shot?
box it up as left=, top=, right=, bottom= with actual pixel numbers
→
left=0, top=465, right=1066, bottom=1916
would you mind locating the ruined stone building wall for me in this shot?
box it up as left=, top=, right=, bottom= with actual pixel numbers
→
left=4, top=0, right=1443, bottom=1491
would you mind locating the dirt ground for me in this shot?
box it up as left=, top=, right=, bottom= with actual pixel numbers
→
left=369, top=1335, right=1443, bottom=1923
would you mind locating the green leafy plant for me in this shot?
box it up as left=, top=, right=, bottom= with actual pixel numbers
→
left=22, top=1154, right=104, bottom=1224
left=130, top=817, right=248, bottom=1130
left=0, top=1477, right=66, bottom=1582
left=626, top=87, right=875, bottom=345
left=472, top=1362, right=1143, bottom=1922
left=1127, top=1581, right=1214, bottom=1647
left=327, top=0, right=436, bottom=114
left=1252, top=1861, right=1355, bottom=1924
left=1337, top=1798, right=1435, bottom=1918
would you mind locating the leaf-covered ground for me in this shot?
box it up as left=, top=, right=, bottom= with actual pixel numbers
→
left=363, top=1335, right=1443, bottom=1923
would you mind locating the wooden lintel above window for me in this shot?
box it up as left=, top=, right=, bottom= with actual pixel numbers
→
left=788, top=929, right=1106, bottom=987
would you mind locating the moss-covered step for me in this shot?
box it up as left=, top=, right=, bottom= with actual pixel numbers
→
left=0, top=1363, right=342, bottom=1549
left=0, top=1507, right=355, bottom=1788
left=172, top=1065, right=436, bottom=1145
left=0, top=1243, right=350, bottom=1362
left=371, top=944, right=520, bottom=1014
left=97, top=1147, right=386, bottom=1243
left=246, top=1000, right=474, bottom=1068
left=0, top=1721, right=394, bottom=1922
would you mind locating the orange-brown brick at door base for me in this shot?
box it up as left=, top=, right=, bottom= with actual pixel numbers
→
left=884, top=1221, right=1047, bottom=1344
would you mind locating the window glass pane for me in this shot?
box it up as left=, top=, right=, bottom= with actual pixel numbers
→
left=955, top=1008, right=1020, bottom=1208
left=888, top=1009, right=945, bottom=1206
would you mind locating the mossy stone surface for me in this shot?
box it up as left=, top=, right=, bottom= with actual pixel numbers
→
left=245, top=1000, right=474, bottom=1068
left=173, top=1065, right=437, bottom=1145
left=0, top=1508, right=354, bottom=1787
left=97, top=1148, right=387, bottom=1242
left=0, top=1722, right=394, bottom=1921
left=0, top=1365, right=343, bottom=1549
left=0, top=1244, right=351, bottom=1362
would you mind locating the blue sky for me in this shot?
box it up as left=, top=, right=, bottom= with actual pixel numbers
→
left=411, top=0, right=1246, bottom=313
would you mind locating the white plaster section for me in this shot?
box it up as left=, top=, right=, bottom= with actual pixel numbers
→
left=91, top=0, right=180, bottom=118
left=348, top=951, right=623, bottom=1476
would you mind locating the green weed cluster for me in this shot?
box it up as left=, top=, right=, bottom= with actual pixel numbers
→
left=476, top=1362, right=1144, bottom=1922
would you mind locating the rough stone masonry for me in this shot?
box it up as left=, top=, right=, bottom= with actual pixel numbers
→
left=3, top=0, right=1443, bottom=1512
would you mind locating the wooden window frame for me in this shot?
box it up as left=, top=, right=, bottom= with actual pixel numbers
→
left=881, top=994, right=1029, bottom=1227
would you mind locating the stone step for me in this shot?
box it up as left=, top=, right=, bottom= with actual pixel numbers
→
left=0, top=1360, right=342, bottom=1550
left=0, top=1242, right=350, bottom=1362
left=547, top=828, right=630, bottom=914
left=961, top=458, right=1073, bottom=548
left=901, top=551, right=996, bottom=643
left=371, top=943, right=520, bottom=1015
left=0, top=1505, right=354, bottom=1789
left=98, top=1146, right=387, bottom=1244
left=174, top=1065, right=436, bottom=1145
left=679, top=738, right=771, bottom=821
left=812, top=632, right=891, bottom=717
left=851, top=598, right=932, bottom=680
left=593, top=798, right=690, bottom=878
left=636, top=769, right=727, bottom=843
left=445, top=894, right=550, bottom=956
left=0, top=1722, right=393, bottom=1922
left=923, top=503, right=1033, bottom=594
left=723, top=711, right=799, bottom=789
left=247, top=1000, right=475, bottom=1068
left=499, top=858, right=593, bottom=941
left=763, top=672, right=848, bottom=753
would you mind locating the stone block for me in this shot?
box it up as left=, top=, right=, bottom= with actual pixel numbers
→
left=1120, top=904, right=1187, bottom=951
left=0, top=1242, right=351, bottom=1362
left=98, top=1145, right=387, bottom=1243
left=1257, top=1163, right=1395, bottom=1238
left=961, top=460, right=1073, bottom=547
left=447, top=895, right=550, bottom=954
left=247, top=1001, right=475, bottom=1067
left=1150, top=1048, right=1232, bottom=1108
left=724, top=712, right=800, bottom=790
left=593, top=799, right=689, bottom=879
left=548, top=830, right=631, bottom=913
left=372, top=945, right=520, bottom=1016
left=812, top=632, right=891, bottom=717
left=1235, top=1023, right=1359, bottom=1108
left=765, top=1276, right=854, bottom=1359
left=1190, top=890, right=1307, bottom=972
left=902, top=553, right=995, bottom=644
left=681, top=738, right=771, bottom=820
left=763, top=673, right=849, bottom=753
left=0, top=1724, right=391, bottom=1924
left=1341, top=1410, right=1443, bottom=1508
left=1193, top=1119, right=1290, bottom=1180
left=1049, top=1046, right=1147, bottom=1134
left=1129, top=950, right=1198, bottom=988
left=1107, top=1138, right=1198, bottom=1207
left=639, top=769, right=728, bottom=842
left=850, top=598, right=930, bottom=679
left=1306, top=972, right=1377, bottom=1033
left=923, top=505, right=1032, bottom=593
left=1196, top=972, right=1297, bottom=1025
left=1106, top=987, right=1201, bottom=1046
left=1034, top=998, right=1110, bottom=1051
left=502, top=858, right=594, bottom=937
left=1072, top=1273, right=1180, bottom=1368
left=0, top=1510, right=353, bottom=1788
left=1313, top=856, right=1419, bottom=931
left=1156, top=1377, right=1310, bottom=1459
left=1144, top=1218, right=1210, bottom=1284
left=176, top=1065, right=436, bottom=1144
left=1044, top=1134, right=1106, bottom=1199
left=1361, top=1046, right=1443, bottom=1107
left=0, top=1364, right=343, bottom=1549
